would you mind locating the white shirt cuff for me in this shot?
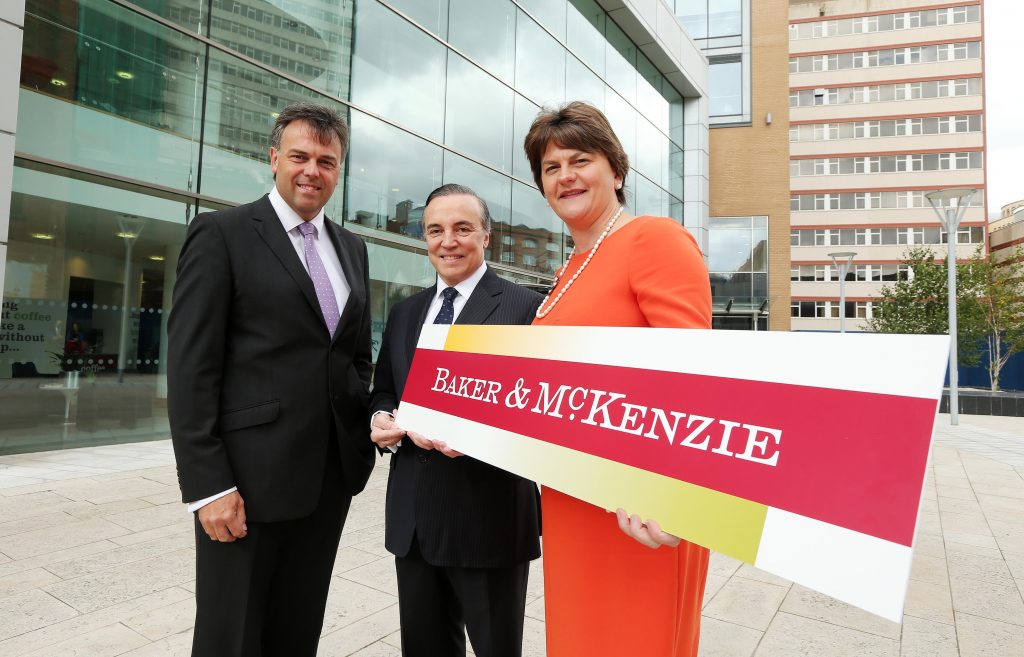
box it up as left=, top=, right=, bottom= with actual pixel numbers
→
left=187, top=487, right=237, bottom=513
left=371, top=410, right=401, bottom=452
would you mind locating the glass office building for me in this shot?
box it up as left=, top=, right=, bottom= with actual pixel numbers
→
left=0, top=0, right=708, bottom=453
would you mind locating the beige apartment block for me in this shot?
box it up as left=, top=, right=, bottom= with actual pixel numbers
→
left=708, top=0, right=793, bottom=331
left=990, top=200, right=1024, bottom=266
left=788, top=0, right=986, bottom=332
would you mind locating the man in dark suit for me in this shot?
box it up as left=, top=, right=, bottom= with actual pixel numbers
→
left=167, top=102, right=374, bottom=657
left=370, top=184, right=543, bottom=657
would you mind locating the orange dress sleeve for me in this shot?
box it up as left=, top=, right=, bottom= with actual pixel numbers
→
left=629, top=217, right=712, bottom=330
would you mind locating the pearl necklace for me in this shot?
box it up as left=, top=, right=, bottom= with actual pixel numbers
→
left=536, top=205, right=624, bottom=319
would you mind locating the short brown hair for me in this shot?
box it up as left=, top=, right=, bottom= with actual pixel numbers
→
left=523, top=101, right=629, bottom=204
left=271, top=101, right=349, bottom=155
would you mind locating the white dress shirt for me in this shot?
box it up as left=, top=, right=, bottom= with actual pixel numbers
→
left=378, top=262, right=489, bottom=452
left=187, top=189, right=351, bottom=513
left=424, top=261, right=487, bottom=325
left=269, top=186, right=351, bottom=312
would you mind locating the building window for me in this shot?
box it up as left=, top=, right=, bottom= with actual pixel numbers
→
left=677, top=0, right=751, bottom=125
left=709, top=57, right=742, bottom=117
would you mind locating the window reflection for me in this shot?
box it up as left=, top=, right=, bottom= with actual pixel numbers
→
left=2, top=163, right=187, bottom=450
left=518, top=0, right=567, bottom=41
left=208, top=0, right=350, bottom=100
left=707, top=216, right=769, bottom=306
left=346, top=112, right=443, bottom=238
left=604, top=21, right=637, bottom=105
left=351, top=0, right=446, bottom=140
left=512, top=94, right=541, bottom=184
left=445, top=54, right=514, bottom=173
left=508, top=181, right=564, bottom=275
left=449, top=0, right=516, bottom=81
left=442, top=151, right=512, bottom=228
left=709, top=59, right=742, bottom=116
left=565, top=54, right=605, bottom=111
left=387, top=0, right=449, bottom=38
left=20, top=0, right=204, bottom=191
left=567, top=0, right=606, bottom=77
left=708, top=0, right=742, bottom=37
left=605, top=90, right=637, bottom=169
left=515, top=10, right=566, bottom=106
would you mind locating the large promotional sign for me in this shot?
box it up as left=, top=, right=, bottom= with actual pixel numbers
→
left=396, top=325, right=949, bottom=622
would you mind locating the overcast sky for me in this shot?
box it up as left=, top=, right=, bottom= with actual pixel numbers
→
left=983, top=3, right=1023, bottom=216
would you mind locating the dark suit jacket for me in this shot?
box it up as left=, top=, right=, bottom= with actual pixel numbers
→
left=371, top=267, right=543, bottom=568
left=167, top=195, right=375, bottom=523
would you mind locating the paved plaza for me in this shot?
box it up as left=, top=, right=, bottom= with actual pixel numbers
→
left=0, top=414, right=1022, bottom=656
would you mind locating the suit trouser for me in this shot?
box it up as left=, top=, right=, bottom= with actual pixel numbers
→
left=191, top=437, right=350, bottom=657
left=395, top=538, right=530, bottom=657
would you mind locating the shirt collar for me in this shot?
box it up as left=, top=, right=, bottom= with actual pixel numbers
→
left=436, top=262, right=488, bottom=302
left=269, top=186, right=326, bottom=236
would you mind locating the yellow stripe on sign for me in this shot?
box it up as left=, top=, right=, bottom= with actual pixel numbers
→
left=443, top=325, right=602, bottom=361
left=397, top=402, right=769, bottom=563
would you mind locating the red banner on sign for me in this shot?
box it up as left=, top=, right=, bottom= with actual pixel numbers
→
left=404, top=348, right=936, bottom=547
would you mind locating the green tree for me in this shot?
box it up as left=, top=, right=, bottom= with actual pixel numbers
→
left=869, top=246, right=1024, bottom=390
left=867, top=246, right=985, bottom=367
left=973, top=246, right=1024, bottom=391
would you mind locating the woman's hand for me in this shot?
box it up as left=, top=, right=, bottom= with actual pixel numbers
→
left=615, top=508, right=681, bottom=549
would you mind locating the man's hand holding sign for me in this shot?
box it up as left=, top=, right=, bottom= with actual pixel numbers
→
left=396, top=324, right=949, bottom=623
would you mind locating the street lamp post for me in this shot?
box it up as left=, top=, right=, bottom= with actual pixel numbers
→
left=828, top=252, right=856, bottom=334
left=925, top=187, right=978, bottom=426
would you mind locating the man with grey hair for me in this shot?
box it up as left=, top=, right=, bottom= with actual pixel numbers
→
left=168, top=101, right=374, bottom=656
left=370, top=183, right=543, bottom=657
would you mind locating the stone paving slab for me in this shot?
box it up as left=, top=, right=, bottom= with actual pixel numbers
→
left=0, top=414, right=1020, bottom=656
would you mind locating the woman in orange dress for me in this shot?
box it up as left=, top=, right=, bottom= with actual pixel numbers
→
left=523, top=102, right=712, bottom=657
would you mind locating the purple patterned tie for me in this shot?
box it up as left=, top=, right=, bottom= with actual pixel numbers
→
left=298, top=222, right=340, bottom=335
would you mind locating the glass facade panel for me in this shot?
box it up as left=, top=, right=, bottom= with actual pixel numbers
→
left=1, top=162, right=187, bottom=451
left=5, top=0, right=692, bottom=454
left=351, top=0, right=446, bottom=139
left=708, top=0, right=742, bottom=37
left=707, top=216, right=768, bottom=314
left=677, top=0, right=709, bottom=39
left=388, top=0, right=448, bottom=37
left=444, top=54, right=514, bottom=173
left=514, top=9, right=566, bottom=106
left=517, top=0, right=567, bottom=41
left=708, top=228, right=752, bottom=272
left=509, top=181, right=564, bottom=275
left=636, top=117, right=665, bottom=187
left=709, top=59, right=742, bottom=116
left=209, top=0, right=354, bottom=102
left=448, top=0, right=515, bottom=81
left=564, top=55, right=605, bottom=111
left=345, top=112, right=443, bottom=237
left=566, top=0, right=606, bottom=77
left=512, top=93, right=540, bottom=184
left=604, top=90, right=637, bottom=173
left=604, top=21, right=637, bottom=105
left=20, top=0, right=204, bottom=192
left=442, top=151, right=512, bottom=227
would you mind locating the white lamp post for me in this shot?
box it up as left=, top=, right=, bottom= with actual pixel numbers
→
left=925, top=187, right=977, bottom=426
left=828, top=251, right=856, bottom=334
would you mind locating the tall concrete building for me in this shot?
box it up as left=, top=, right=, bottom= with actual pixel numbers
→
left=788, top=0, right=986, bottom=331
left=990, top=200, right=1024, bottom=267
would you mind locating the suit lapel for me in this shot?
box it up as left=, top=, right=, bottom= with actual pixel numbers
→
left=456, top=268, right=502, bottom=325
left=251, top=195, right=325, bottom=325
